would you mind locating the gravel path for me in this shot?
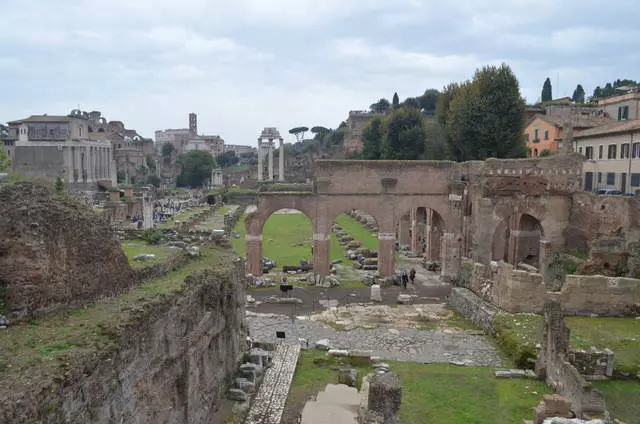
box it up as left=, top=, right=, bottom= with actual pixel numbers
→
left=248, top=313, right=502, bottom=366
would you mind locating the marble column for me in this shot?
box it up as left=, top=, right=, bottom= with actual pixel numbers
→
left=313, top=233, right=330, bottom=276
left=267, top=140, right=274, bottom=181
left=246, top=235, right=263, bottom=276
left=377, top=232, right=396, bottom=277
left=278, top=138, right=284, bottom=182
left=98, top=148, right=103, bottom=180
left=75, top=146, right=82, bottom=182
left=257, top=139, right=263, bottom=181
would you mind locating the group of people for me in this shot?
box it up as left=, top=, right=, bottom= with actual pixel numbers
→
left=152, top=200, right=185, bottom=223
left=401, top=268, right=417, bottom=289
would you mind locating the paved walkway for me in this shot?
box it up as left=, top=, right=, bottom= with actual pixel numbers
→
left=244, top=343, right=301, bottom=424
left=247, top=313, right=501, bottom=366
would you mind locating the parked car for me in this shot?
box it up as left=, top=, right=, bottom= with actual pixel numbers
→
left=262, top=257, right=276, bottom=273
left=596, top=189, right=622, bottom=196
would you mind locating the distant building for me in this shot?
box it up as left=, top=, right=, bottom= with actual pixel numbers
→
left=575, top=120, right=640, bottom=193
left=185, top=135, right=224, bottom=157
left=155, top=128, right=192, bottom=155
left=525, top=114, right=612, bottom=157
left=8, top=110, right=116, bottom=188
left=342, top=110, right=385, bottom=155
left=155, top=113, right=225, bottom=157
left=224, top=144, right=256, bottom=156
left=597, top=90, right=640, bottom=122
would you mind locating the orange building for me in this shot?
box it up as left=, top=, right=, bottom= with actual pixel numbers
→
left=524, top=114, right=612, bottom=157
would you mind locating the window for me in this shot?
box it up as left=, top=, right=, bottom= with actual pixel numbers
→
left=607, top=172, right=616, bottom=185
left=578, top=146, right=583, bottom=154
left=534, top=127, right=539, bottom=141
left=544, top=130, right=549, bottom=140
left=608, top=144, right=617, bottom=159
left=599, top=145, right=604, bottom=159
left=617, top=105, right=630, bottom=121
left=633, top=142, right=640, bottom=158
left=79, top=126, right=83, bottom=137
left=621, top=143, right=630, bottom=159
left=534, top=148, right=539, bottom=157
left=524, top=133, right=529, bottom=142
left=597, top=172, right=602, bottom=183
left=632, top=173, right=640, bottom=187
left=585, top=146, right=594, bottom=159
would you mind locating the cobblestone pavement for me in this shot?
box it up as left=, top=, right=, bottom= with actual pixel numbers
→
left=248, top=313, right=502, bottom=366
left=244, top=344, right=301, bottom=424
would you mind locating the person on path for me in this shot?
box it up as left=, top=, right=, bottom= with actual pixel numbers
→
left=409, top=268, right=416, bottom=286
left=401, top=271, right=408, bottom=289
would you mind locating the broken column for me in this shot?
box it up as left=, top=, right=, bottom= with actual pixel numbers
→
left=377, top=232, right=395, bottom=277
left=246, top=235, right=263, bottom=276
left=364, top=371, right=402, bottom=424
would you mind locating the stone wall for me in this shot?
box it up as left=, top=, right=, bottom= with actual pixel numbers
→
left=448, top=287, right=499, bottom=335
left=470, top=261, right=640, bottom=316
left=0, top=182, right=136, bottom=320
left=565, top=192, right=640, bottom=252
left=2, top=265, right=249, bottom=424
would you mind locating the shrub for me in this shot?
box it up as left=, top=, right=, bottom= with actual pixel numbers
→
left=140, top=229, right=164, bottom=245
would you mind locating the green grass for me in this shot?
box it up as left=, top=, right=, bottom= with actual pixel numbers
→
left=0, top=248, right=231, bottom=391
left=592, top=380, right=640, bottom=424
left=195, top=206, right=230, bottom=230
left=335, top=214, right=378, bottom=251
left=286, top=350, right=550, bottom=424
left=157, top=205, right=210, bottom=229
left=494, top=314, right=640, bottom=375
left=120, top=240, right=178, bottom=268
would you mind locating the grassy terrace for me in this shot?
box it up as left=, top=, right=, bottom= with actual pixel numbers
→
left=0, top=247, right=232, bottom=392
left=121, top=240, right=178, bottom=268
left=285, top=350, right=551, bottom=424
left=495, top=314, right=640, bottom=423
left=334, top=214, right=378, bottom=251
left=195, top=205, right=230, bottom=231
left=156, top=205, right=210, bottom=229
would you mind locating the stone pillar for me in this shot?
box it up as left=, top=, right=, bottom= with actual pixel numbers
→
left=507, top=230, right=519, bottom=265
left=427, top=224, right=441, bottom=261
left=313, top=233, right=330, bottom=276
left=66, top=146, right=74, bottom=183
left=377, top=232, right=395, bottom=277
left=75, top=146, right=82, bottom=182
left=539, top=240, right=553, bottom=288
left=246, top=235, right=263, bottom=276
left=441, top=232, right=462, bottom=281
left=267, top=141, right=274, bottom=181
left=398, top=212, right=411, bottom=247
left=257, top=139, right=263, bottom=181
left=410, top=208, right=419, bottom=252
left=278, top=138, right=284, bottom=182
left=98, top=148, right=103, bottom=180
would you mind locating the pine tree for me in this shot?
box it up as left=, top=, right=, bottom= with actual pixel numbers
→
left=572, top=84, right=585, bottom=104
left=392, top=92, right=400, bottom=108
left=541, top=77, right=553, bottom=102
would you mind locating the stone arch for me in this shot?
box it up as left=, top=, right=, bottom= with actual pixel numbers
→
left=516, top=213, right=544, bottom=266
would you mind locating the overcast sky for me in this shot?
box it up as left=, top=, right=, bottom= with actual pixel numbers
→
left=1, top=0, right=638, bottom=146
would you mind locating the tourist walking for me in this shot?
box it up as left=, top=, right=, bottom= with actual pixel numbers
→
left=401, top=271, right=408, bottom=289
left=409, top=268, right=416, bottom=286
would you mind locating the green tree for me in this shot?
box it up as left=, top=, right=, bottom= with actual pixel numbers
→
left=382, top=107, right=426, bottom=160
left=446, top=64, right=526, bottom=161
left=420, top=89, right=440, bottom=113
left=401, top=97, right=421, bottom=109
left=147, top=175, right=161, bottom=187
left=539, top=149, right=552, bottom=157
left=572, top=84, right=585, bottom=104
left=54, top=176, right=66, bottom=194
left=0, top=144, right=10, bottom=171
left=423, top=120, right=449, bottom=160
left=161, top=143, right=175, bottom=158
left=370, top=98, right=391, bottom=113
left=392, top=92, right=400, bottom=108
left=361, top=116, right=386, bottom=160
left=289, top=126, right=309, bottom=143
left=541, top=77, right=553, bottom=102
left=145, top=155, right=157, bottom=172
left=435, top=82, right=461, bottom=127
left=176, top=150, right=215, bottom=188
left=215, top=150, right=239, bottom=168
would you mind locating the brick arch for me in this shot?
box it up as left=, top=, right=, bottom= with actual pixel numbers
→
left=393, top=195, right=452, bottom=231
left=245, top=194, right=318, bottom=236
left=324, top=197, right=387, bottom=230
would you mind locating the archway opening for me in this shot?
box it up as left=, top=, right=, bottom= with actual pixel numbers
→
left=396, top=206, right=445, bottom=262
left=517, top=214, right=544, bottom=266
left=330, top=209, right=380, bottom=280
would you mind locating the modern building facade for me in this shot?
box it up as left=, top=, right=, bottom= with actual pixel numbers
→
left=8, top=111, right=116, bottom=188
left=575, top=120, right=640, bottom=193
left=525, top=114, right=612, bottom=157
